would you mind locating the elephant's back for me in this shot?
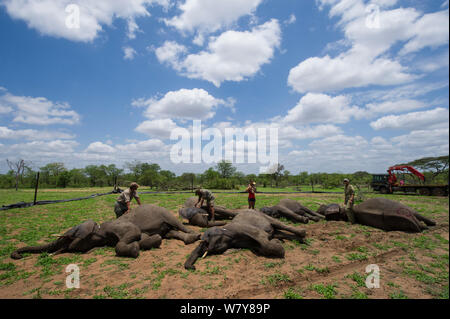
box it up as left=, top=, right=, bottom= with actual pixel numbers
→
left=232, top=210, right=272, bottom=233
left=354, top=198, right=420, bottom=231
left=354, top=198, right=417, bottom=217
left=279, top=199, right=302, bottom=211
left=120, top=204, right=167, bottom=224
left=184, top=197, right=198, bottom=208
left=64, top=220, right=98, bottom=239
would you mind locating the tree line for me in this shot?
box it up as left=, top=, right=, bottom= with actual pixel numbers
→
left=0, top=156, right=448, bottom=191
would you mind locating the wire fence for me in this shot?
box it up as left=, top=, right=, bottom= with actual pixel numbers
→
left=0, top=189, right=342, bottom=211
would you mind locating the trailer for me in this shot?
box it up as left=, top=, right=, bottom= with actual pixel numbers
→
left=371, top=165, right=448, bottom=196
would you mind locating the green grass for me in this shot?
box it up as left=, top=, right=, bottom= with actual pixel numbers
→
left=284, top=288, right=303, bottom=299
left=389, top=291, right=409, bottom=299
left=311, top=284, right=338, bottom=299
left=346, top=272, right=366, bottom=288
left=100, top=259, right=129, bottom=271
left=0, top=187, right=448, bottom=299
left=261, top=273, right=291, bottom=286
left=94, top=283, right=133, bottom=299
left=346, top=253, right=368, bottom=261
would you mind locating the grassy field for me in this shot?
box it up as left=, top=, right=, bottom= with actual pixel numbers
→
left=0, top=187, right=448, bottom=299
left=0, top=185, right=355, bottom=207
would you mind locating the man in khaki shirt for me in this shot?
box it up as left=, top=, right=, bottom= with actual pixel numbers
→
left=343, top=178, right=356, bottom=224
left=195, top=188, right=216, bottom=222
left=114, top=182, right=141, bottom=218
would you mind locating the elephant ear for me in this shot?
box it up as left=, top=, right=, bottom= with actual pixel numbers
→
left=63, top=220, right=98, bottom=239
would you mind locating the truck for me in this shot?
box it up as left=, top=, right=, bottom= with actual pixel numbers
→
left=371, top=165, right=448, bottom=196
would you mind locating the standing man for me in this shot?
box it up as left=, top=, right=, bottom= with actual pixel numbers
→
left=343, top=178, right=356, bottom=224
left=114, top=182, right=142, bottom=218
left=195, top=188, right=216, bottom=222
left=246, top=181, right=256, bottom=209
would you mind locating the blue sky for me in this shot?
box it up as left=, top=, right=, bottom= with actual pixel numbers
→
left=0, top=0, right=448, bottom=175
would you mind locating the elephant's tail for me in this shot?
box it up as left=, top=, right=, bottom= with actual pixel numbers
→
left=11, top=237, right=71, bottom=259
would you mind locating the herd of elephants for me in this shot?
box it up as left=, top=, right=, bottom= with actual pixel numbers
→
left=11, top=196, right=436, bottom=270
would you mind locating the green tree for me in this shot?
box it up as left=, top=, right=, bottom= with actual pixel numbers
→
left=57, top=171, right=72, bottom=188
left=180, top=173, right=196, bottom=190
left=40, top=162, right=67, bottom=187
left=405, top=155, right=449, bottom=182
left=84, top=165, right=107, bottom=187
left=216, top=160, right=236, bottom=178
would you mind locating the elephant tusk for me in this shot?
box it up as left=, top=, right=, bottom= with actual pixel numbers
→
left=202, top=251, right=208, bottom=258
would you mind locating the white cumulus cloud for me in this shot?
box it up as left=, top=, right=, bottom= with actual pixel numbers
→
left=370, top=107, right=449, bottom=130
left=133, top=88, right=228, bottom=120
left=0, top=0, right=169, bottom=42
left=0, top=89, right=80, bottom=125
left=135, top=118, right=180, bottom=139
left=155, top=19, right=282, bottom=86
left=123, top=46, right=137, bottom=60
left=288, top=1, right=449, bottom=93
left=281, top=93, right=358, bottom=125
left=165, top=0, right=262, bottom=35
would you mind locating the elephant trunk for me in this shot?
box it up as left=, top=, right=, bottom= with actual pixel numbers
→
left=10, top=237, right=71, bottom=260
left=413, top=212, right=436, bottom=227
left=184, top=240, right=208, bottom=270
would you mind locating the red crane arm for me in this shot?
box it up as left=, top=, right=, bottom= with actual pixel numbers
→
left=387, top=165, right=425, bottom=182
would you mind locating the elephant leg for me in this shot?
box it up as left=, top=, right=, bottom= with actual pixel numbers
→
left=264, top=215, right=307, bottom=239
left=273, top=230, right=306, bottom=243
left=280, top=208, right=309, bottom=224
left=115, top=230, right=141, bottom=258
left=50, top=248, right=67, bottom=256
left=304, top=213, right=321, bottom=222
left=301, top=207, right=325, bottom=220
left=300, top=207, right=325, bottom=220
left=139, top=233, right=162, bottom=250
left=11, top=236, right=72, bottom=259
left=251, top=235, right=285, bottom=258
left=116, top=241, right=140, bottom=258
left=51, top=238, right=84, bottom=255
left=165, top=230, right=201, bottom=244
left=67, top=237, right=85, bottom=251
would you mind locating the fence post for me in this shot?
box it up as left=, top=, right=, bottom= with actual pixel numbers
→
left=34, top=172, right=40, bottom=205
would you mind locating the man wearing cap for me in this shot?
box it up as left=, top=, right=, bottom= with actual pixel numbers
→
left=343, top=178, right=356, bottom=224
left=246, top=181, right=257, bottom=209
left=114, top=182, right=142, bottom=218
left=195, top=188, right=216, bottom=222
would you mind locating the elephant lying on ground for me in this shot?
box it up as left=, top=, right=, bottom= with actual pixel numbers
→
left=316, top=198, right=436, bottom=233
left=260, top=198, right=324, bottom=223
left=184, top=209, right=307, bottom=270
left=11, top=204, right=200, bottom=259
left=179, top=197, right=237, bottom=228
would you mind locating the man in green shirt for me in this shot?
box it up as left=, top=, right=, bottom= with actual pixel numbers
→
left=195, top=188, right=216, bottom=222
left=343, top=178, right=356, bottom=224
left=114, top=182, right=142, bottom=218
